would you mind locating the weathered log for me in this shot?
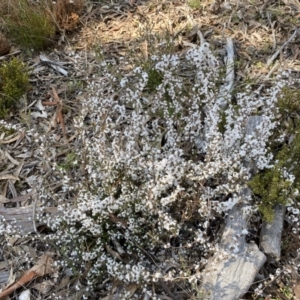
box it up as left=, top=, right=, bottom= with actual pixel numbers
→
left=200, top=243, right=266, bottom=300
left=0, top=206, right=60, bottom=235
left=199, top=111, right=270, bottom=299
left=200, top=188, right=266, bottom=300
left=0, top=270, right=9, bottom=287
left=260, top=204, right=286, bottom=261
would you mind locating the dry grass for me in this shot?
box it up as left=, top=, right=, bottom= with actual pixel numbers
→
left=44, top=0, right=84, bottom=31
left=0, top=0, right=84, bottom=50
left=0, top=0, right=55, bottom=50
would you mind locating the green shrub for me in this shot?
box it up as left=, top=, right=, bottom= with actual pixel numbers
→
left=145, top=68, right=164, bottom=92
left=0, top=57, right=29, bottom=118
left=4, top=0, right=55, bottom=50
left=58, top=152, right=80, bottom=171
left=249, top=148, right=293, bottom=222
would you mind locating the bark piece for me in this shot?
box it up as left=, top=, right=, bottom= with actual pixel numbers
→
left=0, top=254, right=54, bottom=298
left=0, top=270, right=10, bottom=286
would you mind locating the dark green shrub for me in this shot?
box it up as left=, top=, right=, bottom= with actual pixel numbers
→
left=0, top=57, right=29, bottom=118
left=249, top=88, right=300, bottom=221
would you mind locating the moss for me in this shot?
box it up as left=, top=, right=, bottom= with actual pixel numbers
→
left=249, top=147, right=292, bottom=222
left=58, top=152, right=79, bottom=170
left=0, top=57, right=29, bottom=119
left=277, top=87, right=300, bottom=133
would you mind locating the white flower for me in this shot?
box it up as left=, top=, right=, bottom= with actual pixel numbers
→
left=15, top=41, right=295, bottom=290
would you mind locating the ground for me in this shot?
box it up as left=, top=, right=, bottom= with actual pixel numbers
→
left=1, top=0, right=300, bottom=299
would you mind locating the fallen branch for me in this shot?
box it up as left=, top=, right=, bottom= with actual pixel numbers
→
left=39, top=54, right=68, bottom=76
left=217, top=37, right=235, bottom=109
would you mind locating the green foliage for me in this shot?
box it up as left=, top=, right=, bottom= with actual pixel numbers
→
left=218, top=110, right=227, bottom=134
left=58, top=152, right=79, bottom=170
left=249, top=148, right=292, bottom=222
left=0, top=125, right=16, bottom=136
left=145, top=68, right=164, bottom=92
left=279, top=286, right=293, bottom=299
left=4, top=0, right=55, bottom=50
left=277, top=87, right=300, bottom=134
left=249, top=88, right=300, bottom=222
left=187, top=0, right=201, bottom=9
left=0, top=57, right=29, bottom=118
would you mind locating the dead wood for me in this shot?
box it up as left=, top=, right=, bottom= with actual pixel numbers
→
left=0, top=254, right=54, bottom=298
left=200, top=188, right=267, bottom=300
left=0, top=270, right=9, bottom=287
left=199, top=114, right=269, bottom=299
left=260, top=204, right=286, bottom=261
left=0, top=206, right=60, bottom=234
left=0, top=34, right=10, bottom=56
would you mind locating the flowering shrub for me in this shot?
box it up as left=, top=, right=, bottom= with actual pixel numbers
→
left=46, top=44, right=296, bottom=292
left=0, top=42, right=296, bottom=298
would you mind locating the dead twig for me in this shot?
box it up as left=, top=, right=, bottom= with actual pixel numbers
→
left=42, top=87, right=68, bottom=144
left=267, top=28, right=299, bottom=67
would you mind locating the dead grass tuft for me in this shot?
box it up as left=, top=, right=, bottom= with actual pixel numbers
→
left=0, top=0, right=84, bottom=50
left=0, top=0, right=55, bottom=50
left=46, top=0, right=84, bottom=31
